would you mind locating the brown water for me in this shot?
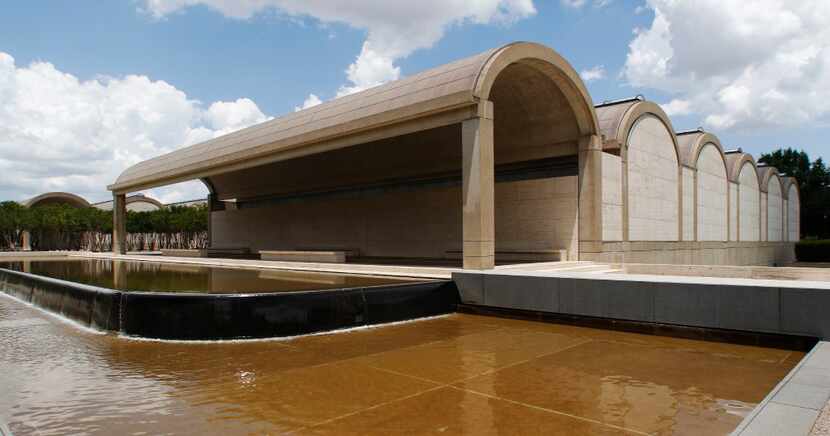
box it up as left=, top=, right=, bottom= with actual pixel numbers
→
left=0, top=295, right=801, bottom=435
left=0, top=259, right=412, bottom=293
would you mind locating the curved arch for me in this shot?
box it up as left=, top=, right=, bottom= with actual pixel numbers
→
left=595, top=100, right=681, bottom=162
left=23, top=192, right=91, bottom=209
left=758, top=166, right=783, bottom=194
left=726, top=152, right=760, bottom=184
left=200, top=178, right=217, bottom=196
left=781, top=177, right=800, bottom=201
left=125, top=195, right=164, bottom=211
left=474, top=42, right=598, bottom=137
left=677, top=132, right=728, bottom=174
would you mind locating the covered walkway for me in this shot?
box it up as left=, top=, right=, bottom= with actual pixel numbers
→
left=109, top=42, right=602, bottom=270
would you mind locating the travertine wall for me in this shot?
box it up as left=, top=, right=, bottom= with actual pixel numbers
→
left=212, top=177, right=579, bottom=260
left=696, top=144, right=728, bottom=241
left=729, top=182, right=738, bottom=241
left=496, top=177, right=579, bottom=259
left=767, top=176, right=783, bottom=242
left=681, top=167, right=695, bottom=241
left=581, top=241, right=795, bottom=266
left=601, top=152, right=622, bottom=241
left=739, top=163, right=760, bottom=242
left=788, top=184, right=800, bottom=242
left=627, top=115, right=679, bottom=241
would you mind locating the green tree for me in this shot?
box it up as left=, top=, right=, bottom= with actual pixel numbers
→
left=759, top=148, right=830, bottom=239
left=0, top=202, right=207, bottom=251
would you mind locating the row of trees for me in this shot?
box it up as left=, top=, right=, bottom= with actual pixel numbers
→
left=0, top=202, right=208, bottom=251
left=759, top=148, right=830, bottom=239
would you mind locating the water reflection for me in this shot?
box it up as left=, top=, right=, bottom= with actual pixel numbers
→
left=0, top=259, right=412, bottom=293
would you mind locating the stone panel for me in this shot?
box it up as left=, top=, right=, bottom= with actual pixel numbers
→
left=696, top=145, right=728, bottom=241
left=716, top=285, right=780, bottom=332
left=654, top=283, right=718, bottom=328
left=627, top=115, right=679, bottom=241
left=483, top=274, right=558, bottom=313
left=601, top=152, right=622, bottom=241
left=739, top=163, right=761, bottom=242
left=788, top=184, right=800, bottom=242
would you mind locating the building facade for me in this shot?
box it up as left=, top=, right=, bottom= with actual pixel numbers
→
left=108, top=42, right=800, bottom=268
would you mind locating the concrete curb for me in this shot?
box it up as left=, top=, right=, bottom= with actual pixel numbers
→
left=733, top=341, right=830, bottom=435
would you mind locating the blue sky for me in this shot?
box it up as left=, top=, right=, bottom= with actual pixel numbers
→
left=0, top=0, right=827, bottom=202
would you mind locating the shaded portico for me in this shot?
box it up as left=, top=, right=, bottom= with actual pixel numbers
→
left=109, top=42, right=600, bottom=269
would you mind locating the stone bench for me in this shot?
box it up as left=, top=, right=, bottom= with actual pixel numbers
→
left=161, top=249, right=203, bottom=258
left=259, top=250, right=357, bottom=263
left=200, top=247, right=252, bottom=259
left=445, top=249, right=567, bottom=262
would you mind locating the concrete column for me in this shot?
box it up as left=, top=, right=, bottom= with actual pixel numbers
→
left=206, top=193, right=215, bottom=249
left=21, top=231, right=31, bottom=251
left=578, top=134, right=604, bottom=256
left=113, top=193, right=127, bottom=255
left=462, top=100, right=495, bottom=270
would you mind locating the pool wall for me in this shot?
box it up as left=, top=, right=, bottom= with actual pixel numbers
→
left=0, top=267, right=458, bottom=340
left=454, top=270, right=830, bottom=342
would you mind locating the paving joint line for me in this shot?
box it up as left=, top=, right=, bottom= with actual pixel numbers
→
left=447, top=385, right=651, bottom=436
left=288, top=385, right=446, bottom=434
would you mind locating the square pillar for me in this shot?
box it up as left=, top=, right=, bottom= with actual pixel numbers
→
left=462, top=101, right=495, bottom=270
left=21, top=230, right=31, bottom=251
left=113, top=193, right=127, bottom=255
left=578, top=135, right=604, bottom=252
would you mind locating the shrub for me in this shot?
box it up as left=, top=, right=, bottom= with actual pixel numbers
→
left=795, top=240, right=830, bottom=262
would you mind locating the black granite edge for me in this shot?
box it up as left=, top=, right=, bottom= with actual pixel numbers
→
left=0, top=267, right=120, bottom=296
left=118, top=280, right=458, bottom=340
left=0, top=266, right=456, bottom=340
left=457, top=303, right=818, bottom=352
left=0, top=267, right=122, bottom=332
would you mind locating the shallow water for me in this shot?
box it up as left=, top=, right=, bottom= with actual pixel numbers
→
left=0, top=295, right=801, bottom=435
left=0, top=258, right=412, bottom=293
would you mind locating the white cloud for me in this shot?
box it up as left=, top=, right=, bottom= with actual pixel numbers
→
left=0, top=53, right=269, bottom=203
left=623, top=0, right=830, bottom=131
left=661, top=98, right=691, bottom=116
left=294, top=93, right=322, bottom=112
left=561, top=0, right=612, bottom=8
left=580, top=65, right=606, bottom=82
left=143, top=0, right=537, bottom=97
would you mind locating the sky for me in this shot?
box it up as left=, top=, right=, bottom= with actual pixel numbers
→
left=0, top=0, right=828, bottom=203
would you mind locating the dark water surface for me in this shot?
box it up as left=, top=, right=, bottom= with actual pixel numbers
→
left=0, top=295, right=801, bottom=435
left=0, top=258, right=413, bottom=293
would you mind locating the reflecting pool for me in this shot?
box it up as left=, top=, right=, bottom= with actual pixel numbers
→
left=0, top=258, right=413, bottom=293
left=0, top=295, right=801, bottom=435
